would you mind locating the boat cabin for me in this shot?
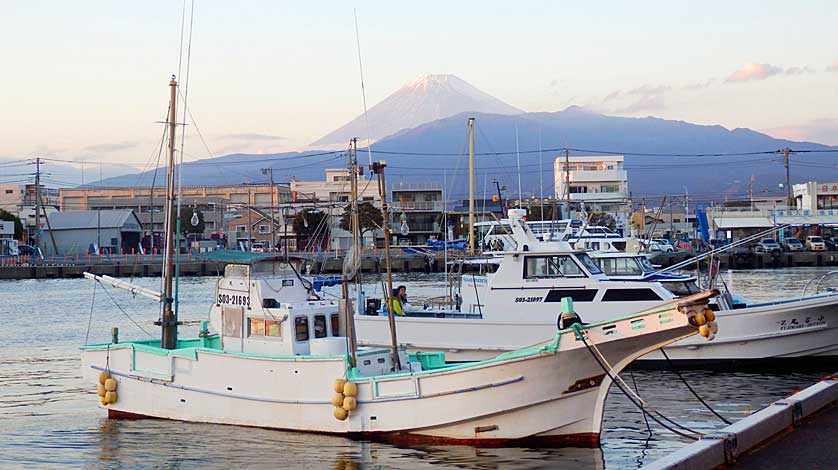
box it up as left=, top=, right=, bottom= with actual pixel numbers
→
left=204, top=252, right=409, bottom=375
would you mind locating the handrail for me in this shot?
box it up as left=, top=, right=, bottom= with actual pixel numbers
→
left=801, top=270, right=838, bottom=297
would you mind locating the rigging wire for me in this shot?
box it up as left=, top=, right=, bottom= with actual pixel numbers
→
left=353, top=8, right=373, bottom=166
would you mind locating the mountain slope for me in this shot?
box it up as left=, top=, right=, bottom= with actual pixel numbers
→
left=311, top=74, right=522, bottom=146
left=94, top=108, right=838, bottom=201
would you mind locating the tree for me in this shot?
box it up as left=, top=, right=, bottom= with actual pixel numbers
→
left=293, top=209, right=328, bottom=250
left=178, top=207, right=205, bottom=237
left=339, top=202, right=383, bottom=238
left=588, top=212, right=617, bottom=231
left=0, top=209, right=24, bottom=239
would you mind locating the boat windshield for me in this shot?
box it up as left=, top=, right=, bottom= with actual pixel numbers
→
left=576, top=253, right=603, bottom=275
left=637, top=257, right=656, bottom=274
left=596, top=256, right=645, bottom=276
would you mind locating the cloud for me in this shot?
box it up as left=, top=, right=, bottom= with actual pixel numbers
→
left=826, top=61, right=838, bottom=72
left=81, top=141, right=139, bottom=153
left=784, top=66, right=814, bottom=76
left=219, top=133, right=286, bottom=142
left=763, top=118, right=838, bottom=146
left=726, top=63, right=783, bottom=83
left=614, top=84, right=671, bottom=113
left=683, top=78, right=715, bottom=91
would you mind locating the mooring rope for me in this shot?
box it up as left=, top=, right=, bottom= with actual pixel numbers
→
left=660, top=348, right=732, bottom=425
left=574, top=327, right=702, bottom=440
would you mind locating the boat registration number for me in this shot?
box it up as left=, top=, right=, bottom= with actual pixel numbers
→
left=218, top=293, right=250, bottom=307
left=515, top=296, right=543, bottom=303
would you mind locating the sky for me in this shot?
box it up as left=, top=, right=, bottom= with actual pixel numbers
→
left=1, top=0, right=836, bottom=170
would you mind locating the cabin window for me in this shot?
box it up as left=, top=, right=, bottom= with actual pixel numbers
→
left=601, top=289, right=663, bottom=302
left=330, top=314, right=340, bottom=336
left=598, top=258, right=643, bottom=276
left=248, top=318, right=282, bottom=337
left=313, top=315, right=328, bottom=338
left=266, top=319, right=281, bottom=337
left=544, top=289, right=598, bottom=302
left=249, top=317, right=266, bottom=336
left=576, top=254, right=603, bottom=274
left=262, top=298, right=278, bottom=308
left=524, top=256, right=585, bottom=278
left=294, top=317, right=309, bottom=341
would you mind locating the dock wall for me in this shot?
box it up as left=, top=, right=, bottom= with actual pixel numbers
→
left=645, top=373, right=838, bottom=469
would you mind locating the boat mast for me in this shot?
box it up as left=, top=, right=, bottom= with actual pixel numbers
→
left=160, top=75, right=179, bottom=350
left=371, top=160, right=401, bottom=370
left=342, top=138, right=361, bottom=368
left=467, top=117, right=475, bottom=255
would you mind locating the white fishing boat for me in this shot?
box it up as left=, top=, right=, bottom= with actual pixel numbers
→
left=477, top=218, right=627, bottom=253
left=357, top=210, right=838, bottom=365
left=80, top=92, right=715, bottom=447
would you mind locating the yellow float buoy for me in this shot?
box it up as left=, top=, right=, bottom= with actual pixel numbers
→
left=97, top=383, right=106, bottom=397
left=343, top=382, right=358, bottom=398
left=99, top=396, right=109, bottom=406
left=704, top=309, right=716, bottom=322
left=333, top=406, right=349, bottom=421
left=342, top=396, right=357, bottom=411
left=104, top=378, right=118, bottom=392
left=699, top=324, right=710, bottom=338
left=333, top=379, right=347, bottom=394
left=104, top=391, right=117, bottom=404
left=98, top=371, right=110, bottom=385
left=693, top=313, right=706, bottom=327
left=707, top=320, right=719, bottom=334
left=331, top=392, right=345, bottom=407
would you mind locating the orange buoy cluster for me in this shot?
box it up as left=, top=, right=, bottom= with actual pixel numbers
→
left=690, top=308, right=719, bottom=340
left=332, top=379, right=358, bottom=421
left=97, top=371, right=118, bottom=405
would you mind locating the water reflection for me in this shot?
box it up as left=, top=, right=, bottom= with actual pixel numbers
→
left=0, top=268, right=836, bottom=468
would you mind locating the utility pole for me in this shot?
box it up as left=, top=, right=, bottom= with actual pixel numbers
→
left=160, top=75, right=179, bottom=350
left=262, top=167, right=276, bottom=251
left=370, top=160, right=401, bottom=371
left=467, top=117, right=475, bottom=255
left=34, top=158, right=41, bottom=249
left=246, top=186, right=252, bottom=251
left=783, top=148, right=792, bottom=208
left=748, top=175, right=755, bottom=208
left=564, top=148, right=571, bottom=217
left=491, top=179, right=505, bottom=213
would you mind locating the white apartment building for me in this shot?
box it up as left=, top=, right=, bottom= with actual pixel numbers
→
left=794, top=181, right=838, bottom=213
left=554, top=155, right=629, bottom=213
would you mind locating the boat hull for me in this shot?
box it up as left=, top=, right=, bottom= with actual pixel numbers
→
left=81, top=303, right=698, bottom=445
left=356, top=294, right=838, bottom=363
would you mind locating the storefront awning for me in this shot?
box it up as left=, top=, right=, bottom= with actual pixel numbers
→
left=713, top=217, right=774, bottom=229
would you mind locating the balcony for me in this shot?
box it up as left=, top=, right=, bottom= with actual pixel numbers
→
left=566, top=169, right=627, bottom=183
left=568, top=192, right=627, bottom=202
left=390, top=221, right=441, bottom=233
left=390, top=201, right=445, bottom=212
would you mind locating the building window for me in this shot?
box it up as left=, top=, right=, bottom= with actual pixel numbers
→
left=236, top=225, right=246, bottom=233
left=313, top=315, right=327, bottom=338
left=259, top=224, right=269, bottom=233
left=600, top=185, right=620, bottom=193
left=294, top=316, right=309, bottom=342
left=4, top=189, right=12, bottom=194
left=569, top=186, right=588, bottom=194
left=205, top=221, right=216, bottom=230
left=110, top=238, right=118, bottom=246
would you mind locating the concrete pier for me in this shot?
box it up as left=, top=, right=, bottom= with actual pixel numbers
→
left=645, top=373, right=838, bottom=469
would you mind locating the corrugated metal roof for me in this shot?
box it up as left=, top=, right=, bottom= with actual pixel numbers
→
left=46, top=210, right=142, bottom=231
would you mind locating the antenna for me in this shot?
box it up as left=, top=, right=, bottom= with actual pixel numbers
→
left=353, top=9, right=373, bottom=166
left=515, top=122, right=522, bottom=206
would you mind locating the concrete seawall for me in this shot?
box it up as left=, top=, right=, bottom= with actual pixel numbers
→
left=645, top=373, right=838, bottom=469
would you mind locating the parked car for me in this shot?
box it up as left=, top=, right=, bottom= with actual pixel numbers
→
left=250, top=242, right=267, bottom=253
left=826, top=237, right=838, bottom=251
left=641, top=240, right=666, bottom=253
left=806, top=236, right=826, bottom=251
left=652, top=238, right=675, bottom=253
left=18, top=244, right=41, bottom=258
left=755, top=238, right=782, bottom=254
left=782, top=237, right=804, bottom=252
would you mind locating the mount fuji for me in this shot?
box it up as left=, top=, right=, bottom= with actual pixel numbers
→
left=311, top=74, right=522, bottom=146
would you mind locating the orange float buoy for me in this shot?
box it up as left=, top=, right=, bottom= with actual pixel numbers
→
left=699, top=324, right=710, bottom=338
left=704, top=309, right=716, bottom=322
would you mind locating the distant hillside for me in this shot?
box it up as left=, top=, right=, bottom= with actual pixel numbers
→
left=311, top=74, right=522, bottom=146
left=95, top=107, right=838, bottom=202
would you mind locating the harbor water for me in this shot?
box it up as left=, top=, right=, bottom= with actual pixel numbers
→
left=1, top=267, right=836, bottom=469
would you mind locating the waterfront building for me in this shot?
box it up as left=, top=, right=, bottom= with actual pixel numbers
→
left=794, top=181, right=838, bottom=212
left=390, top=182, right=444, bottom=245
left=553, top=155, right=629, bottom=214
left=58, top=184, right=291, bottom=243
left=39, top=209, right=143, bottom=256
